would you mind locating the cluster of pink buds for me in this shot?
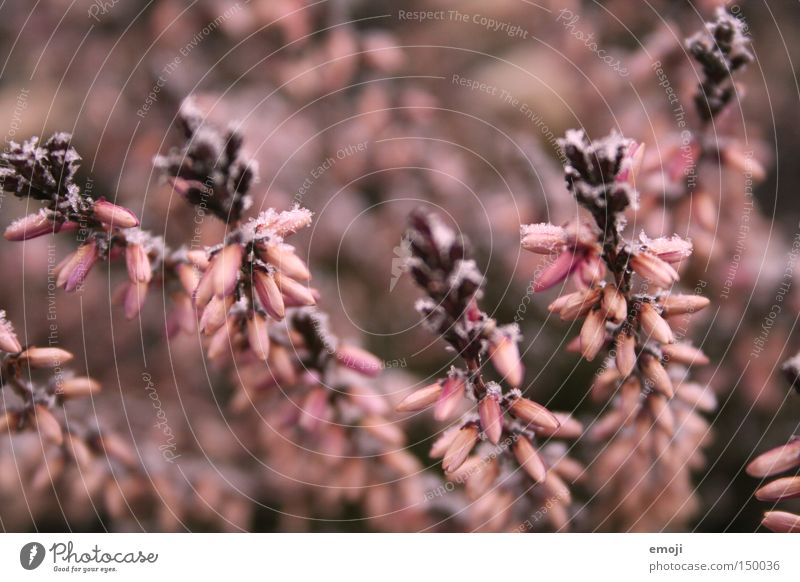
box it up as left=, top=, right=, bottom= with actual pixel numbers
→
left=186, top=206, right=316, bottom=363
left=522, top=129, right=716, bottom=530
left=746, top=355, right=800, bottom=533
left=1, top=133, right=143, bottom=295
left=398, top=210, right=583, bottom=528
left=0, top=309, right=139, bottom=492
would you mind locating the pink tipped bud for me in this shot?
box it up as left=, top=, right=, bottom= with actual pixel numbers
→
left=601, top=285, right=627, bottom=323
left=273, top=272, right=316, bottom=306
left=92, top=199, right=139, bottom=229
left=259, top=243, right=311, bottom=281
left=176, top=263, right=201, bottom=297
left=747, top=438, right=800, bottom=478
left=520, top=223, right=567, bottom=254
left=630, top=252, right=679, bottom=288
left=659, top=294, right=710, bottom=317
left=396, top=382, right=442, bottom=412
left=123, top=281, right=149, bottom=320
left=199, top=295, right=232, bottom=335
left=125, top=243, right=152, bottom=283
left=57, top=240, right=99, bottom=292
left=0, top=312, right=22, bottom=353
left=253, top=271, right=285, bottom=320
left=213, top=244, right=243, bottom=298
left=478, top=390, right=503, bottom=445
left=19, top=347, right=74, bottom=368
left=534, top=251, right=581, bottom=291
left=442, top=425, right=479, bottom=473
left=580, top=309, right=607, bottom=361
left=430, top=426, right=459, bottom=459
left=488, top=335, right=523, bottom=387
left=639, top=233, right=693, bottom=264
left=639, top=302, right=674, bottom=344
left=336, top=345, right=382, bottom=377
left=661, top=343, right=709, bottom=366
left=554, top=288, right=602, bottom=321
left=513, top=437, right=546, bottom=483
left=4, top=210, right=61, bottom=241
left=57, top=377, right=101, bottom=399
left=615, top=331, right=637, bottom=377
left=640, top=354, right=673, bottom=398
left=434, top=375, right=466, bottom=421
left=247, top=313, right=271, bottom=361
left=206, top=320, right=235, bottom=361
left=509, top=397, right=560, bottom=430
left=755, top=476, right=800, bottom=502
left=762, top=511, right=800, bottom=533
left=31, top=405, right=63, bottom=446
left=577, top=254, right=605, bottom=287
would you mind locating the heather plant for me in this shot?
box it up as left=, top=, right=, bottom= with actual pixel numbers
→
left=521, top=128, right=715, bottom=530
left=0, top=0, right=798, bottom=536
left=397, top=209, right=584, bottom=530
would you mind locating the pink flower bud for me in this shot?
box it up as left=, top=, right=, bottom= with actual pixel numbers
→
left=125, top=243, right=152, bottom=283
left=434, top=375, right=466, bottom=421
left=396, top=382, right=442, bottom=412
left=259, top=243, right=311, bottom=281
left=520, top=223, right=567, bottom=254
left=4, top=211, right=61, bottom=241
left=92, top=199, right=139, bottom=229
left=639, top=233, right=693, bottom=264
left=755, top=476, right=800, bottom=502
left=335, top=345, right=382, bottom=377
left=123, top=281, right=149, bottom=320
left=640, top=354, right=674, bottom=398
left=658, top=294, right=710, bottom=316
left=615, top=332, right=637, bottom=377
left=762, top=511, right=800, bottom=533
left=252, top=271, right=285, bottom=321
left=442, top=425, right=479, bottom=473
left=273, top=272, right=316, bottom=306
left=639, top=302, right=674, bottom=344
left=660, top=343, right=709, bottom=366
left=19, top=346, right=74, bottom=368
left=478, top=392, right=503, bottom=445
left=509, top=396, right=560, bottom=430
left=247, top=313, right=271, bottom=362
left=199, top=295, right=232, bottom=335
left=57, top=240, right=99, bottom=292
left=213, top=244, right=243, bottom=298
left=630, top=251, right=678, bottom=288
left=513, top=437, right=546, bottom=483
left=534, top=251, right=581, bottom=291
left=57, top=377, right=101, bottom=399
left=601, top=285, right=627, bottom=323
left=30, top=405, right=63, bottom=446
left=580, top=309, right=607, bottom=361
left=747, top=438, right=800, bottom=478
